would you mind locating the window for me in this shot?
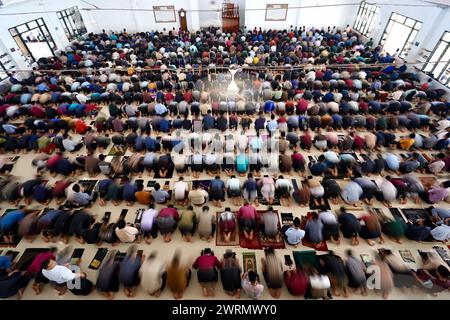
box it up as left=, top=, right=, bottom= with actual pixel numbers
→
left=265, top=4, right=288, bottom=21
left=57, top=6, right=87, bottom=41
left=353, top=1, right=379, bottom=37
left=379, top=12, right=422, bottom=59
left=8, top=18, right=57, bottom=63
left=423, top=31, right=450, bottom=88
left=153, top=6, right=176, bottom=23
left=0, top=49, right=15, bottom=81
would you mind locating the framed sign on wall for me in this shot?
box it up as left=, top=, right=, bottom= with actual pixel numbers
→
left=265, top=4, right=288, bottom=21
left=153, top=5, right=177, bottom=23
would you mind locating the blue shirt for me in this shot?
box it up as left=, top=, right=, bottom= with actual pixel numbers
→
left=0, top=210, right=25, bottom=232
left=385, top=153, right=400, bottom=171
left=98, top=179, right=113, bottom=192
left=432, top=208, right=450, bottom=220
left=155, top=103, right=167, bottom=115
left=310, top=162, right=327, bottom=176
left=254, top=118, right=266, bottom=131
left=284, top=227, right=305, bottom=245
left=2, top=124, right=16, bottom=134
left=210, top=179, right=225, bottom=194
left=119, top=256, right=141, bottom=284
left=56, top=159, right=74, bottom=176
left=341, top=182, right=363, bottom=204
left=203, top=115, right=215, bottom=130
left=33, top=184, right=50, bottom=202
left=0, top=256, right=12, bottom=270
left=152, top=190, right=170, bottom=203
left=305, top=219, right=323, bottom=243
left=38, top=210, right=62, bottom=226
left=73, top=192, right=93, bottom=206
left=159, top=119, right=170, bottom=132
left=123, top=183, right=137, bottom=201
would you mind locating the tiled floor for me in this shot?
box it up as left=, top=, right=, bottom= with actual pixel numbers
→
left=2, top=106, right=449, bottom=300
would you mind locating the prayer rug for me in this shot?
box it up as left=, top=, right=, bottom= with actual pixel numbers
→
left=88, top=248, right=109, bottom=270
left=256, top=210, right=286, bottom=249
left=293, top=250, right=319, bottom=270
left=242, top=252, right=257, bottom=273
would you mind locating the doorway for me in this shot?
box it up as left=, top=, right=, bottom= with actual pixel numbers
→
left=379, top=12, right=422, bottom=59
left=9, top=18, right=57, bottom=63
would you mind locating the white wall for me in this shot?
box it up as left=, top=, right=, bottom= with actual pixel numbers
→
left=245, top=0, right=301, bottom=30
left=296, top=0, right=358, bottom=29
left=85, top=0, right=195, bottom=33
left=198, top=0, right=222, bottom=28
left=244, top=0, right=358, bottom=31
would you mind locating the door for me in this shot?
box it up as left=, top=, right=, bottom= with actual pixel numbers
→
left=382, top=22, right=411, bottom=57
left=179, top=9, right=187, bottom=32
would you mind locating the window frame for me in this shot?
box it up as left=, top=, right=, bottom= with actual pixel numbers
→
left=8, top=17, right=57, bottom=63
left=353, top=1, right=379, bottom=37
left=56, top=6, right=87, bottom=41
left=0, top=50, right=15, bottom=81
left=422, top=31, right=450, bottom=88
left=379, top=12, right=422, bottom=59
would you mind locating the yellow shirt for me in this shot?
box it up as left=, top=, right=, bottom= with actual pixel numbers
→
left=399, top=138, right=414, bottom=150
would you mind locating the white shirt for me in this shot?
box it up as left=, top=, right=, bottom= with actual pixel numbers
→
left=62, top=139, right=77, bottom=152
left=174, top=181, right=189, bottom=200
left=276, top=179, right=292, bottom=191
left=42, top=265, right=76, bottom=284
left=227, top=178, right=241, bottom=190
left=237, top=135, right=248, bottom=151
left=242, top=278, right=264, bottom=299
left=319, top=211, right=338, bottom=224
left=139, top=258, right=166, bottom=294
left=204, top=153, right=217, bottom=165
left=310, top=275, right=331, bottom=289
left=115, top=226, right=139, bottom=243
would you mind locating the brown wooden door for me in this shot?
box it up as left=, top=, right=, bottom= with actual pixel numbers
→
left=178, top=9, right=187, bottom=32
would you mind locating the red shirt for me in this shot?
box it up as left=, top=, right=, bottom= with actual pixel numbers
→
left=237, top=205, right=257, bottom=220
left=159, top=207, right=180, bottom=221
left=359, top=101, right=369, bottom=112
left=192, top=255, right=222, bottom=270
left=85, top=103, right=97, bottom=113
left=164, top=92, right=174, bottom=102
left=183, top=92, right=193, bottom=103
left=284, top=270, right=308, bottom=296
left=353, top=135, right=365, bottom=149
left=291, top=153, right=305, bottom=165
left=30, top=106, right=45, bottom=118
left=46, top=154, right=62, bottom=169
left=75, top=120, right=88, bottom=134
left=52, top=180, right=71, bottom=197
left=389, top=178, right=407, bottom=189
left=27, top=252, right=55, bottom=275
left=300, top=133, right=312, bottom=147
left=297, top=99, right=308, bottom=113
